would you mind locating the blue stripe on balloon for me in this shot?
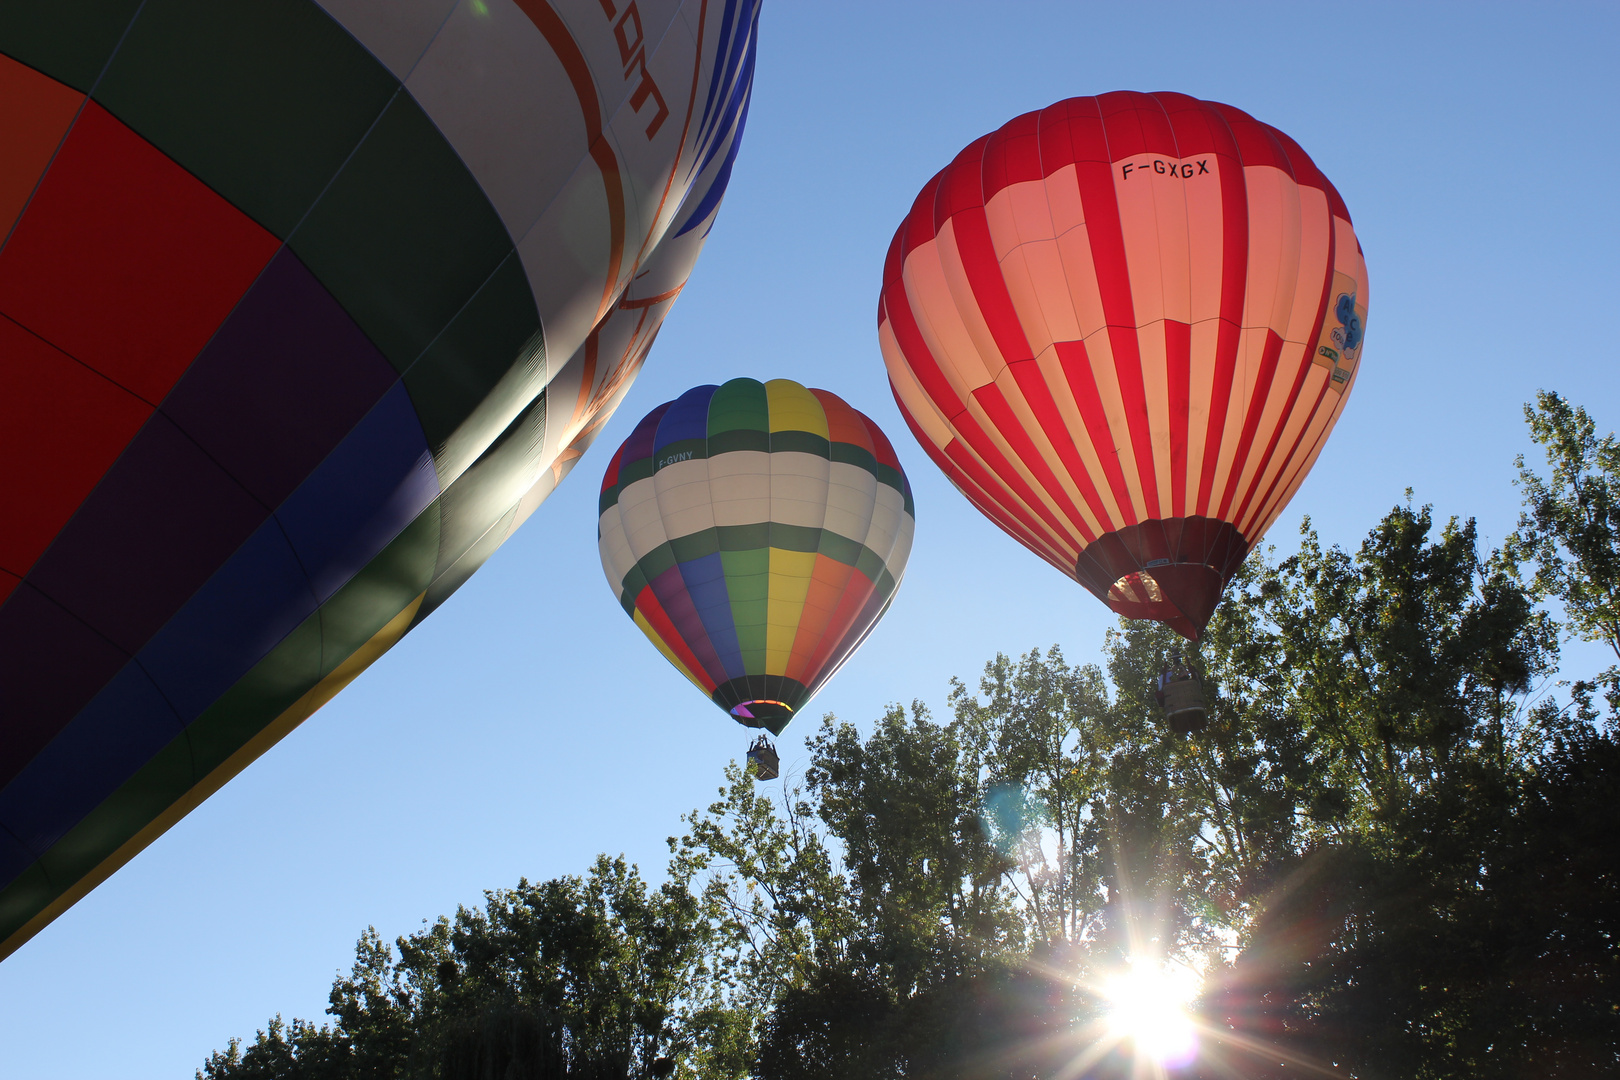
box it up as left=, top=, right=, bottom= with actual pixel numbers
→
left=276, top=381, right=439, bottom=602
left=677, top=549, right=746, bottom=681
left=136, top=516, right=319, bottom=724
left=0, top=661, right=184, bottom=881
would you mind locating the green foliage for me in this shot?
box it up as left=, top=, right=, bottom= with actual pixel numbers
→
left=199, top=857, right=751, bottom=1080
left=1511, top=389, right=1620, bottom=719
left=204, top=393, right=1620, bottom=1079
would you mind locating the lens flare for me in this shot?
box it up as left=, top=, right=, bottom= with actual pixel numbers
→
left=1102, top=959, right=1199, bottom=1068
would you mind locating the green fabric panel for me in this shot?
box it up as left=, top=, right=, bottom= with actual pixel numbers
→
left=91, top=0, right=398, bottom=239
left=718, top=522, right=769, bottom=551
left=654, top=438, right=707, bottom=471
left=419, top=504, right=518, bottom=624
left=0, top=0, right=142, bottom=92
left=720, top=548, right=769, bottom=673
left=817, top=530, right=863, bottom=568
left=434, top=389, right=543, bottom=577
left=614, top=453, right=656, bottom=493
left=34, top=737, right=193, bottom=901
left=619, top=563, right=649, bottom=613
left=766, top=522, right=820, bottom=553
left=405, top=252, right=541, bottom=453
left=187, top=611, right=323, bottom=778
left=877, top=463, right=914, bottom=514
left=319, top=504, right=440, bottom=675
left=855, top=546, right=886, bottom=585
left=875, top=568, right=897, bottom=598
left=670, top=528, right=720, bottom=564
left=830, top=441, right=878, bottom=476
left=707, top=378, right=768, bottom=436
left=0, top=862, right=53, bottom=947
left=289, top=93, right=514, bottom=373
left=706, top=429, right=770, bottom=457
left=625, top=542, right=676, bottom=604
left=768, top=430, right=829, bottom=459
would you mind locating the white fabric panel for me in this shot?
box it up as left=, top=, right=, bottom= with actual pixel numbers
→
left=769, top=452, right=832, bottom=533
left=707, top=451, right=772, bottom=528
left=316, top=0, right=456, bottom=81
left=653, top=458, right=718, bottom=540
left=821, top=463, right=878, bottom=545
left=404, top=1, right=592, bottom=241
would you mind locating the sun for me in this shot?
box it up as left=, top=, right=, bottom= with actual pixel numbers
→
left=1102, top=958, right=1200, bottom=1068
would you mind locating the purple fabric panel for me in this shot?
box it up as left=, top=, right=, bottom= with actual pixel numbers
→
left=160, top=248, right=397, bottom=509
left=648, top=561, right=728, bottom=686
left=0, top=585, right=130, bottom=789
left=621, top=402, right=672, bottom=469
left=136, top=516, right=318, bottom=722
left=274, top=381, right=438, bottom=602
left=678, top=549, right=745, bottom=680
left=0, top=660, right=184, bottom=872
left=23, top=412, right=267, bottom=654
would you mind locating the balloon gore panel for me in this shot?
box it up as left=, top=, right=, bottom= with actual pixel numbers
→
left=0, top=0, right=760, bottom=959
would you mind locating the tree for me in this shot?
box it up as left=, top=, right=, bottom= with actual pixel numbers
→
left=200, top=856, right=751, bottom=1080
left=1511, top=390, right=1620, bottom=721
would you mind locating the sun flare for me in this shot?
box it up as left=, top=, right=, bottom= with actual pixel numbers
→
left=1102, top=959, right=1200, bottom=1067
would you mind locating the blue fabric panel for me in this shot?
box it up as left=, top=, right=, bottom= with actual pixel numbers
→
left=0, top=661, right=184, bottom=861
left=654, top=384, right=718, bottom=455
left=679, top=550, right=745, bottom=680
left=136, top=516, right=319, bottom=723
left=275, top=381, right=438, bottom=602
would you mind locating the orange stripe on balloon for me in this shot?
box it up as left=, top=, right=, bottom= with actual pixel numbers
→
left=783, top=555, right=853, bottom=685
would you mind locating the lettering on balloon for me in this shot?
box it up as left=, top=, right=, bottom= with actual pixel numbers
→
left=599, top=0, right=669, bottom=139
left=657, top=450, right=695, bottom=468
left=1120, top=158, right=1210, bottom=180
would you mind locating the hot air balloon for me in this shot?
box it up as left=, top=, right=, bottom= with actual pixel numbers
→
left=878, top=92, right=1367, bottom=642
left=597, top=379, right=915, bottom=764
left=0, top=0, right=759, bottom=959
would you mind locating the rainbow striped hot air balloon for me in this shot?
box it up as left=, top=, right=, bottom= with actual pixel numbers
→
left=0, top=0, right=758, bottom=960
left=598, top=379, right=915, bottom=736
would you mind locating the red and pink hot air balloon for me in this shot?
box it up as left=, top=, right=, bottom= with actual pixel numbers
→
left=879, top=92, right=1367, bottom=639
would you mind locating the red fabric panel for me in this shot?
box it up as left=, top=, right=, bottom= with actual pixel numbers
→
left=809, top=389, right=874, bottom=454
left=0, top=55, right=83, bottom=244
left=1053, top=339, right=1138, bottom=522
left=0, top=102, right=279, bottom=403
left=1215, top=329, right=1286, bottom=520
left=0, top=315, right=151, bottom=579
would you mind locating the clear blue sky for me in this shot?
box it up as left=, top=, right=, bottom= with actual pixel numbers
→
left=4, top=3, right=1618, bottom=1075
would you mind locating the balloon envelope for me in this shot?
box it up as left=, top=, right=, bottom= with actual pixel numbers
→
left=598, top=379, right=915, bottom=733
left=878, top=92, right=1367, bottom=639
left=0, top=0, right=758, bottom=958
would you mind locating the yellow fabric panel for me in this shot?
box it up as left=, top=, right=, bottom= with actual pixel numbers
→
left=765, top=547, right=818, bottom=672
left=765, top=378, right=829, bottom=437
left=633, top=608, right=707, bottom=694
